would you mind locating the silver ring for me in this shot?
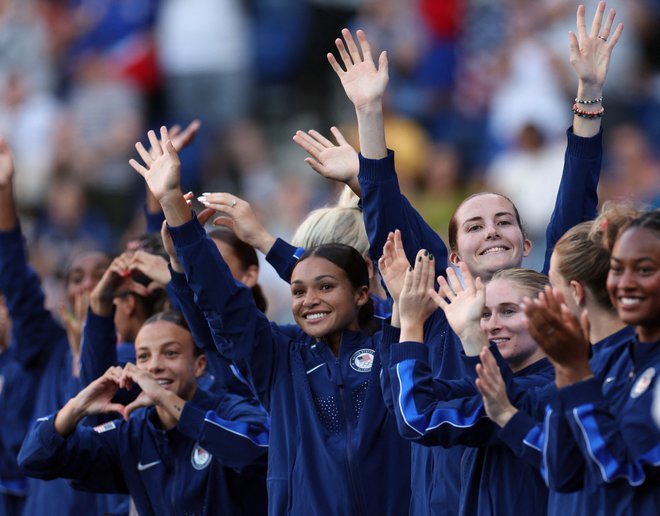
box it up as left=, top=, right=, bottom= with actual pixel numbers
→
left=598, top=35, right=607, bottom=41
left=231, top=199, right=237, bottom=208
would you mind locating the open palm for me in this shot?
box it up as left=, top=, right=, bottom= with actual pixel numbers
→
left=129, top=127, right=182, bottom=201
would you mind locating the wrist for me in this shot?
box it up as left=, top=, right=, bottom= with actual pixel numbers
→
left=399, top=317, right=424, bottom=343
left=354, top=99, right=384, bottom=115
left=576, top=82, right=603, bottom=101
left=458, top=325, right=488, bottom=356
left=90, top=296, right=113, bottom=317
left=494, top=406, right=518, bottom=428
left=554, top=362, right=593, bottom=388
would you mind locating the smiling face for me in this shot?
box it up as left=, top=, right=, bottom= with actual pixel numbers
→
left=481, top=279, right=544, bottom=372
left=607, top=226, right=660, bottom=341
left=134, top=320, right=206, bottom=401
left=290, top=256, right=368, bottom=347
left=450, top=194, right=531, bottom=281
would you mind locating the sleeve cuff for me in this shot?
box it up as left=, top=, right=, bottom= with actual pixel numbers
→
left=566, top=126, right=603, bottom=160
left=556, top=376, right=603, bottom=411
left=177, top=402, right=207, bottom=440
left=390, top=341, right=429, bottom=364
left=498, top=410, right=538, bottom=452
left=0, top=222, right=23, bottom=245
left=380, top=323, right=401, bottom=345
left=37, top=415, right=67, bottom=447
left=85, top=307, right=116, bottom=333
left=168, top=212, right=206, bottom=248
left=265, top=238, right=302, bottom=267
left=357, top=150, right=397, bottom=183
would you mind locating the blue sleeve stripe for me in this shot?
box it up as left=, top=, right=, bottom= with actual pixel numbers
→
left=293, top=247, right=305, bottom=260
left=204, top=411, right=270, bottom=447
left=396, top=360, right=484, bottom=436
left=523, top=423, right=544, bottom=453
left=540, top=407, right=551, bottom=485
left=572, top=404, right=659, bottom=486
left=229, top=363, right=250, bottom=386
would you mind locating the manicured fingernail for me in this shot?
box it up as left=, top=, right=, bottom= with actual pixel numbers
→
left=418, top=256, right=422, bottom=262
left=197, top=196, right=207, bottom=202
left=408, top=266, right=412, bottom=271
left=429, top=254, right=434, bottom=260
left=424, top=250, right=428, bottom=256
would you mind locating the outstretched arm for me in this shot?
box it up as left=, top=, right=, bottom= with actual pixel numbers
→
left=543, top=2, right=623, bottom=271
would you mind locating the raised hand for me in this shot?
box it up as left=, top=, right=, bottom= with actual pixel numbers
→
left=522, top=287, right=592, bottom=387
left=570, top=2, right=622, bottom=91
left=89, top=254, right=131, bottom=316
left=55, top=366, right=126, bottom=435
left=129, top=126, right=182, bottom=202
left=475, top=348, right=518, bottom=428
left=129, top=250, right=171, bottom=287
left=197, top=192, right=276, bottom=254
left=398, top=250, right=437, bottom=342
left=328, top=29, right=388, bottom=110
left=0, top=137, right=14, bottom=188
left=430, top=262, right=486, bottom=342
left=292, top=127, right=360, bottom=191
left=378, top=230, right=410, bottom=303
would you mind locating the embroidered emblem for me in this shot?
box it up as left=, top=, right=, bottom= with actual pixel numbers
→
left=631, top=367, right=656, bottom=399
left=349, top=348, right=375, bottom=373
left=93, top=421, right=117, bottom=433
left=191, top=444, right=213, bottom=470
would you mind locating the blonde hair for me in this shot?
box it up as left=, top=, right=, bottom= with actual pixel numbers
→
left=291, top=186, right=369, bottom=256
left=490, top=268, right=549, bottom=298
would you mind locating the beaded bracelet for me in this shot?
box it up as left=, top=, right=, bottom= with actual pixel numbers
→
left=574, top=96, right=603, bottom=104
left=572, top=103, right=605, bottom=119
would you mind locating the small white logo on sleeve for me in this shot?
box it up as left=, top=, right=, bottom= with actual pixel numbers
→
left=137, top=460, right=161, bottom=472
left=349, top=348, right=375, bottom=373
left=191, top=444, right=212, bottom=470
left=631, top=367, right=656, bottom=399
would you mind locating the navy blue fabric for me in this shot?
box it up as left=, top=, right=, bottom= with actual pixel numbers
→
left=19, top=387, right=269, bottom=516
left=168, top=215, right=412, bottom=516
left=357, top=126, right=603, bottom=514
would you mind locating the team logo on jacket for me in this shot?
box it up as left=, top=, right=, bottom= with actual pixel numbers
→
left=350, top=348, right=375, bottom=373
left=191, top=444, right=213, bottom=470
left=631, top=367, right=656, bottom=399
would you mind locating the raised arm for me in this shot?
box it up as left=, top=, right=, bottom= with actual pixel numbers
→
left=0, top=138, right=68, bottom=371
left=130, top=128, right=281, bottom=406
left=543, top=2, right=623, bottom=271
left=329, top=30, right=448, bottom=276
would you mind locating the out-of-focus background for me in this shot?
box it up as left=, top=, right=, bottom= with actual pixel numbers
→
left=2, top=0, right=659, bottom=321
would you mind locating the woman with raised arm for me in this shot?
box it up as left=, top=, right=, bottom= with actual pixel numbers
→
left=130, top=127, right=412, bottom=515
left=318, top=3, right=623, bottom=513
left=19, top=311, right=269, bottom=516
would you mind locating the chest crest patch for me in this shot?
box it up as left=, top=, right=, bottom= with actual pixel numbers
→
left=631, top=367, right=656, bottom=399
left=191, top=444, right=213, bottom=470
left=349, top=348, right=375, bottom=373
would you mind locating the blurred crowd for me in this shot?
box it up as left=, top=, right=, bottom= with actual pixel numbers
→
left=2, top=0, right=660, bottom=321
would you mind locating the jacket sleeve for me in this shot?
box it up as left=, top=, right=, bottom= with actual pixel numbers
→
left=377, top=323, right=400, bottom=413
left=358, top=151, right=448, bottom=277
left=265, top=238, right=305, bottom=283
left=18, top=415, right=128, bottom=493
left=497, top=410, right=546, bottom=471
left=542, top=128, right=602, bottom=274
left=556, top=375, right=660, bottom=488
left=168, top=214, right=282, bottom=408
left=79, top=308, right=119, bottom=387
left=388, top=341, right=500, bottom=447
left=177, top=393, right=269, bottom=471
left=0, top=223, right=67, bottom=371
